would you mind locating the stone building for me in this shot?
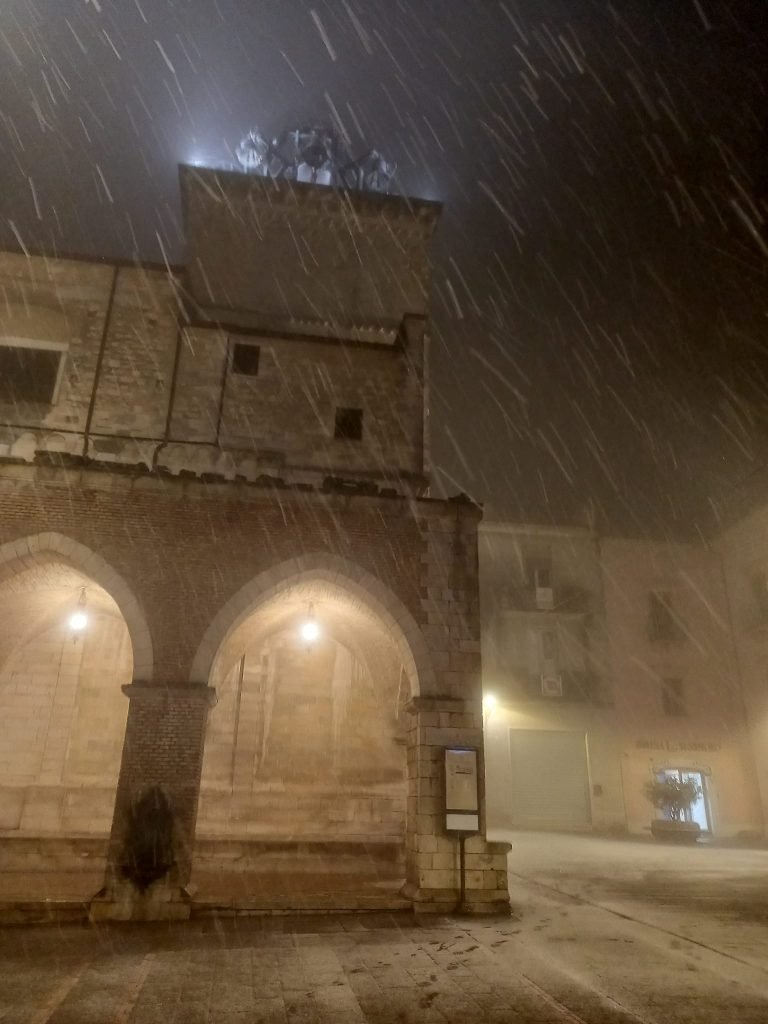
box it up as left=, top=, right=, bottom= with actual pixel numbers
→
left=481, top=521, right=765, bottom=839
left=718, top=506, right=768, bottom=827
left=0, top=165, right=509, bottom=919
left=480, top=523, right=624, bottom=833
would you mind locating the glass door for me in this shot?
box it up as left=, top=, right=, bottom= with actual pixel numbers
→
left=658, top=769, right=711, bottom=831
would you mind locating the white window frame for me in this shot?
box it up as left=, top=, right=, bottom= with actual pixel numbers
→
left=0, top=336, right=68, bottom=405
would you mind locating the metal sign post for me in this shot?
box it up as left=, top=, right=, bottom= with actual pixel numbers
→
left=444, top=747, right=480, bottom=913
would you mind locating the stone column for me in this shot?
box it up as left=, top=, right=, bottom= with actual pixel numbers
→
left=401, top=696, right=510, bottom=914
left=90, top=681, right=216, bottom=922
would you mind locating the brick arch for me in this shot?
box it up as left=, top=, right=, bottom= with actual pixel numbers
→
left=0, top=532, right=154, bottom=681
left=189, top=552, right=433, bottom=697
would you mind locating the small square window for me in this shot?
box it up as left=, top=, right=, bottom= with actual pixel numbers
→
left=230, top=341, right=260, bottom=376
left=533, top=565, right=551, bottom=589
left=525, top=555, right=552, bottom=589
left=661, top=678, right=685, bottom=717
left=0, top=344, right=63, bottom=404
left=540, top=630, right=557, bottom=661
left=334, top=407, right=363, bottom=441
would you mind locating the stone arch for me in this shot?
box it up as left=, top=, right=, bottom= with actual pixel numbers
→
left=0, top=532, right=153, bottom=681
left=189, top=552, right=433, bottom=697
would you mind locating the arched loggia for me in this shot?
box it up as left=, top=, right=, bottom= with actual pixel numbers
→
left=188, top=555, right=434, bottom=900
left=0, top=534, right=152, bottom=838
left=0, top=534, right=153, bottom=680
left=188, top=553, right=434, bottom=696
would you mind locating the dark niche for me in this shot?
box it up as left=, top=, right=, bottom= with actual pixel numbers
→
left=120, top=786, right=176, bottom=892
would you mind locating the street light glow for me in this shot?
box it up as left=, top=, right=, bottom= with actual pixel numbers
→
left=300, top=619, right=320, bottom=643
left=69, top=610, right=88, bottom=632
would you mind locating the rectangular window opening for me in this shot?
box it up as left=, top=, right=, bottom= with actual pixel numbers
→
left=0, top=344, right=64, bottom=404
left=533, top=565, right=551, bottom=589
left=334, top=407, right=363, bottom=441
left=525, top=555, right=552, bottom=589
left=230, top=341, right=261, bottom=376
left=661, top=677, right=685, bottom=717
left=540, top=630, right=558, bottom=663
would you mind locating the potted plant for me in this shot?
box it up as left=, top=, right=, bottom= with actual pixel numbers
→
left=644, top=775, right=703, bottom=842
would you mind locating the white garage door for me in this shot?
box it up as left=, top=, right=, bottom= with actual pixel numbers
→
left=508, top=729, right=591, bottom=829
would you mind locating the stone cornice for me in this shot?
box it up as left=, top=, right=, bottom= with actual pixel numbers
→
left=179, top=164, right=442, bottom=233
left=0, top=457, right=478, bottom=520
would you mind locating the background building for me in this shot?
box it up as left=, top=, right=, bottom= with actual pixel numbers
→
left=481, top=522, right=766, bottom=840
left=719, top=507, right=768, bottom=831
left=480, top=523, right=625, bottom=834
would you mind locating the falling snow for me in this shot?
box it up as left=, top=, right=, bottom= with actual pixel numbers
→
left=1, top=1, right=765, bottom=536
left=0, top=4, right=767, bottom=1019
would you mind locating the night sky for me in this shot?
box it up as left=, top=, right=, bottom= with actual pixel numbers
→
left=1, top=1, right=766, bottom=536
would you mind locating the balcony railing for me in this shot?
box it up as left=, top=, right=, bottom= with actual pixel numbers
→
left=500, top=668, right=597, bottom=703
left=498, top=583, right=591, bottom=615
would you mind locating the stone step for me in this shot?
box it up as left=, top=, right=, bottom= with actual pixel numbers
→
left=0, top=835, right=107, bottom=872
left=193, top=836, right=404, bottom=869
left=191, top=893, right=413, bottom=916
left=0, top=900, right=89, bottom=926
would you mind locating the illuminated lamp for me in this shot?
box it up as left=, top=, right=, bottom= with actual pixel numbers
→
left=482, top=693, right=498, bottom=713
left=68, top=589, right=88, bottom=632
left=300, top=604, right=320, bottom=644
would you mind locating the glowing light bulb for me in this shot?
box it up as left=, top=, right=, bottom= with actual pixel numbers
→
left=69, top=611, right=88, bottom=632
left=300, top=620, right=320, bottom=643
left=482, top=693, right=497, bottom=713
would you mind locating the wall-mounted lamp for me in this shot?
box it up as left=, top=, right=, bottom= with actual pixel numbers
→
left=68, top=588, right=88, bottom=633
left=300, top=603, right=320, bottom=645
left=482, top=693, right=498, bottom=716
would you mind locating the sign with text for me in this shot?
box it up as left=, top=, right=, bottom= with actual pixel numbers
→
left=444, top=747, right=479, bottom=832
left=635, top=739, right=721, bottom=753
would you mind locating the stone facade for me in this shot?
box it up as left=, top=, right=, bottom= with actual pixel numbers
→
left=0, top=167, right=508, bottom=919
left=718, top=507, right=768, bottom=829
left=0, top=173, right=434, bottom=492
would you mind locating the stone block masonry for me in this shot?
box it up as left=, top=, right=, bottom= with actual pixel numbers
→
left=0, top=168, right=507, bottom=920
left=0, top=250, right=428, bottom=492
left=0, top=462, right=509, bottom=918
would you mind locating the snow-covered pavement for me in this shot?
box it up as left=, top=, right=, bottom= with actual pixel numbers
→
left=1, top=833, right=767, bottom=1022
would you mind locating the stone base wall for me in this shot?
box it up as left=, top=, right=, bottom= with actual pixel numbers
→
left=0, top=785, right=116, bottom=834
left=0, top=464, right=509, bottom=918
left=197, top=785, right=405, bottom=841
left=404, top=698, right=510, bottom=915
left=401, top=835, right=511, bottom=915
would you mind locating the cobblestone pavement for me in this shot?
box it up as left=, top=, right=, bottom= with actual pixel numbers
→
left=2, top=879, right=768, bottom=1024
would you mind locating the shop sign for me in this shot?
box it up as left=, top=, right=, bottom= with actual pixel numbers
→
left=635, top=738, right=721, bottom=752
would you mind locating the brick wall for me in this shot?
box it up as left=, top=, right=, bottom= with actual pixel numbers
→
left=105, top=682, right=213, bottom=887
left=0, top=464, right=504, bottom=892
left=0, top=465, right=434, bottom=685
left=0, top=466, right=492, bottom=695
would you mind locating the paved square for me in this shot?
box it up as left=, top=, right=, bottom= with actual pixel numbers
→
left=2, top=881, right=768, bottom=1024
